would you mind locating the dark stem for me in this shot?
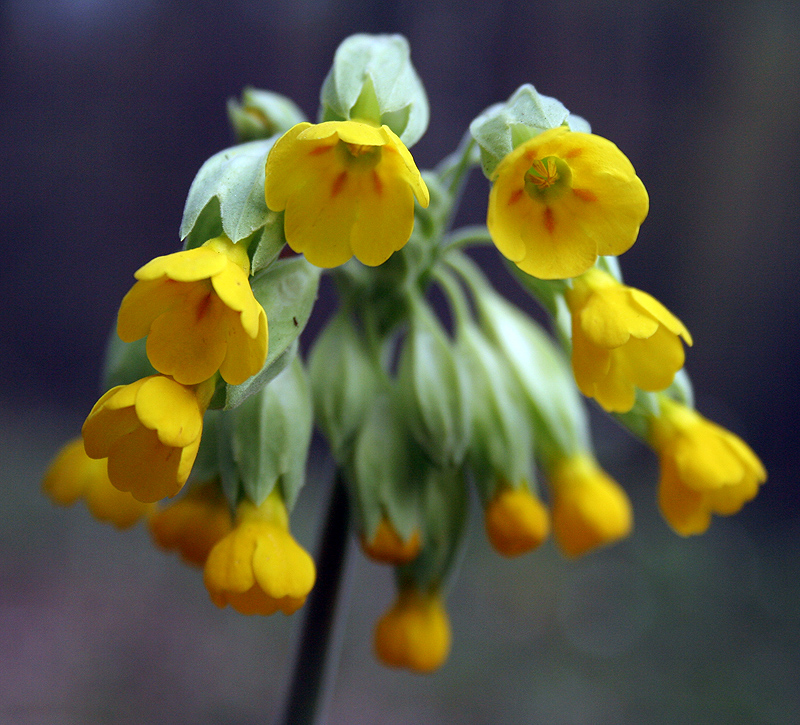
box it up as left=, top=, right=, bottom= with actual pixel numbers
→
left=277, top=470, right=353, bottom=725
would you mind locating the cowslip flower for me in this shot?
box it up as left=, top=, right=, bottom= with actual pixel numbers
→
left=484, top=484, right=550, bottom=557
left=650, top=397, right=766, bottom=536
left=374, top=587, right=451, bottom=673
left=82, top=375, right=213, bottom=503
left=117, top=236, right=267, bottom=386
left=149, top=481, right=233, bottom=567
left=264, top=120, right=430, bottom=268
left=487, top=126, right=648, bottom=280
left=203, top=491, right=316, bottom=616
left=549, top=454, right=633, bottom=557
left=566, top=267, right=692, bottom=413
left=361, top=518, right=422, bottom=565
left=42, top=437, right=153, bottom=528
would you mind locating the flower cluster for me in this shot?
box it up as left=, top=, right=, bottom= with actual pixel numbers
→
left=44, top=34, right=765, bottom=680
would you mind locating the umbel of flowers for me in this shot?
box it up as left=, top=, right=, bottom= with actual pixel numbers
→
left=44, top=34, right=765, bottom=677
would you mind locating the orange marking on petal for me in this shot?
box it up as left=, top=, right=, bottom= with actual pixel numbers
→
left=309, top=145, right=333, bottom=156
left=543, top=207, right=555, bottom=234
left=196, top=292, right=213, bottom=321
left=565, top=148, right=583, bottom=159
left=331, top=171, right=348, bottom=198
left=573, top=188, right=597, bottom=202
left=372, top=170, right=383, bottom=195
left=508, top=189, right=524, bottom=206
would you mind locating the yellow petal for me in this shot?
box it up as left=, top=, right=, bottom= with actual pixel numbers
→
left=211, top=264, right=262, bottom=338
left=117, top=278, right=191, bottom=343
left=264, top=122, right=316, bottom=211
left=219, top=306, right=267, bottom=385
left=615, top=328, right=685, bottom=391
left=579, top=287, right=660, bottom=348
left=204, top=525, right=258, bottom=594
left=135, top=376, right=203, bottom=447
left=629, top=288, right=692, bottom=344
left=134, top=246, right=227, bottom=282
left=42, top=438, right=92, bottom=505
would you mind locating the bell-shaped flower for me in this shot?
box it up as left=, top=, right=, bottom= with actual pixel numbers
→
left=374, top=587, right=451, bottom=672
left=484, top=483, right=550, bottom=558
left=203, top=492, right=316, bottom=616
left=82, top=375, right=213, bottom=503
left=361, top=517, right=422, bottom=565
left=649, top=397, right=766, bottom=536
left=566, top=267, right=692, bottom=413
left=487, top=126, right=648, bottom=280
left=149, top=481, right=233, bottom=567
left=549, top=454, right=633, bottom=557
left=42, top=437, right=153, bottom=528
left=117, top=236, right=267, bottom=386
left=264, top=120, right=429, bottom=268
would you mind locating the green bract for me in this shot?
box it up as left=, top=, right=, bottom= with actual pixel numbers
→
left=319, top=34, right=429, bottom=147
left=227, top=87, right=307, bottom=143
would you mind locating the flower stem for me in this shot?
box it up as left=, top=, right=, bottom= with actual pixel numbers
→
left=277, top=469, right=353, bottom=725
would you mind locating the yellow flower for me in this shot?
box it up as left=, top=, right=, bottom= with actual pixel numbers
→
left=484, top=484, right=550, bottom=557
left=549, top=454, right=633, bottom=557
left=650, top=397, right=766, bottom=536
left=203, top=491, right=316, bottom=616
left=361, top=518, right=422, bottom=565
left=148, top=481, right=233, bottom=567
left=42, top=437, right=153, bottom=528
left=264, top=121, right=430, bottom=268
left=82, top=375, right=212, bottom=503
left=487, top=126, right=648, bottom=280
left=566, top=267, right=692, bottom=413
left=374, top=587, right=451, bottom=673
left=117, top=236, right=267, bottom=386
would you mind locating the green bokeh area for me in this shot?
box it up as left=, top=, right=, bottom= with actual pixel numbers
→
left=4, top=405, right=798, bottom=725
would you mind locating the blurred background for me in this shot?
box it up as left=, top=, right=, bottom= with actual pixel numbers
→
left=2, top=1, right=799, bottom=723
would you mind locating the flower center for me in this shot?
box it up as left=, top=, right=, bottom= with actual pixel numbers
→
left=336, top=140, right=382, bottom=170
left=523, top=155, right=572, bottom=201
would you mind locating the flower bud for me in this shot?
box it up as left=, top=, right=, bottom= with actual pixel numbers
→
left=227, top=87, right=306, bottom=142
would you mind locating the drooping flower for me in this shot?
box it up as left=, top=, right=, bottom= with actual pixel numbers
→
left=117, top=236, right=267, bottom=386
left=149, top=481, right=233, bottom=567
left=649, top=397, right=766, bottom=536
left=484, top=484, right=550, bottom=557
left=361, top=517, right=422, bottom=565
left=549, top=453, right=633, bottom=557
left=42, top=437, right=153, bottom=528
left=487, top=126, right=648, bottom=280
left=203, top=490, right=316, bottom=616
left=374, top=587, right=451, bottom=673
left=264, top=120, right=430, bottom=268
left=566, top=267, right=692, bottom=413
left=82, top=375, right=213, bottom=503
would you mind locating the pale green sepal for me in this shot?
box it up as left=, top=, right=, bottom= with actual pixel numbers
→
left=319, top=34, right=429, bottom=147
left=308, top=310, right=381, bottom=462
left=180, top=139, right=283, bottom=257
left=102, top=332, right=157, bottom=391
left=567, top=113, right=591, bottom=133
left=458, top=322, right=535, bottom=503
left=469, top=84, right=571, bottom=178
left=352, top=394, right=423, bottom=542
left=227, top=87, right=307, bottom=142
left=396, top=300, right=471, bottom=467
left=222, top=356, right=313, bottom=510
left=209, top=257, right=320, bottom=410
left=187, top=409, right=221, bottom=485
left=397, top=465, right=469, bottom=591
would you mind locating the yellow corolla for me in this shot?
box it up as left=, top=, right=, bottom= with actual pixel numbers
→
left=566, top=267, right=692, bottom=413
left=265, top=120, right=430, bottom=268
left=361, top=517, right=422, bottom=565
left=203, top=492, right=316, bottom=616
left=82, top=375, right=212, bottom=503
left=549, top=454, right=633, bottom=557
left=149, top=481, right=233, bottom=567
left=42, top=437, right=153, bottom=528
left=487, top=126, right=648, bottom=280
left=483, top=484, right=550, bottom=557
left=374, top=587, right=451, bottom=673
left=117, top=236, right=267, bottom=386
left=650, top=397, right=766, bottom=536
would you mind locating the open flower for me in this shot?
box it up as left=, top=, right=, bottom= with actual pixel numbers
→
left=203, top=491, right=316, bottom=616
left=117, top=236, right=267, bottom=386
left=149, top=481, right=233, bottom=567
left=566, top=267, right=692, bottom=413
left=265, top=120, right=430, bottom=268
left=484, top=484, right=550, bottom=557
left=361, top=517, right=422, bottom=565
left=374, top=587, right=451, bottom=673
left=650, top=397, right=766, bottom=536
left=42, top=437, right=153, bottom=528
left=549, top=454, right=633, bottom=557
left=487, top=126, right=648, bottom=280
left=82, top=375, right=213, bottom=503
